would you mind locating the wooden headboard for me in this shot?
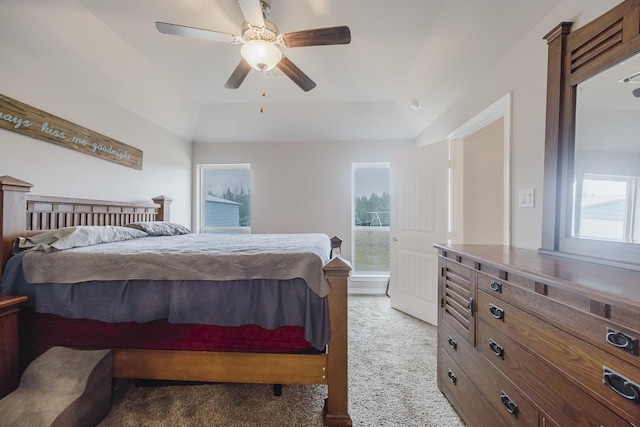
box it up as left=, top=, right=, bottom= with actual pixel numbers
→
left=0, top=175, right=172, bottom=276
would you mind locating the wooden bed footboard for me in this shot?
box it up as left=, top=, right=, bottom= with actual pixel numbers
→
left=0, top=175, right=352, bottom=426
left=109, top=256, right=352, bottom=426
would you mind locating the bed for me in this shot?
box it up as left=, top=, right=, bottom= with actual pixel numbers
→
left=0, top=175, right=352, bottom=426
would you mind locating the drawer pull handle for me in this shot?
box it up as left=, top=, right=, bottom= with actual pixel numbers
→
left=447, top=369, right=457, bottom=385
left=467, top=298, right=474, bottom=316
left=500, top=391, right=518, bottom=417
left=489, top=303, right=504, bottom=321
left=603, top=366, right=640, bottom=403
left=490, top=280, right=502, bottom=293
left=606, top=327, right=639, bottom=356
left=489, top=338, right=504, bottom=359
left=447, top=336, right=457, bottom=351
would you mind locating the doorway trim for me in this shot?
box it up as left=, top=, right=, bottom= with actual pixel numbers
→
left=447, top=92, right=512, bottom=246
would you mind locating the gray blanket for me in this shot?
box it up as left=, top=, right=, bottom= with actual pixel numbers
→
left=22, top=233, right=332, bottom=297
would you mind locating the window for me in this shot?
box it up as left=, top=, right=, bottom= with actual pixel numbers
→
left=198, top=164, right=251, bottom=234
left=352, top=163, right=390, bottom=274
left=573, top=173, right=638, bottom=242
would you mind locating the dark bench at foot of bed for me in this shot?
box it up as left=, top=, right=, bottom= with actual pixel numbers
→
left=0, top=347, right=112, bottom=427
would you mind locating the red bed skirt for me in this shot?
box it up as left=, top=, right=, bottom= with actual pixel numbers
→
left=19, top=308, right=316, bottom=370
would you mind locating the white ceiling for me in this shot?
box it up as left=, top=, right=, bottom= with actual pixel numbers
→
left=1, top=0, right=562, bottom=143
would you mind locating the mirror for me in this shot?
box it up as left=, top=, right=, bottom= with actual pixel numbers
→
left=573, top=53, right=640, bottom=244
left=541, top=2, right=640, bottom=269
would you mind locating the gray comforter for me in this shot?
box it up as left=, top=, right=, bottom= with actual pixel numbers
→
left=22, top=233, right=331, bottom=297
left=2, top=233, right=333, bottom=349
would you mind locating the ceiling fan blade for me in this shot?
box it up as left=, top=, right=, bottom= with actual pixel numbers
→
left=224, top=59, right=253, bottom=89
left=276, top=56, right=316, bottom=92
left=282, top=26, right=351, bottom=47
left=156, top=22, right=240, bottom=44
left=238, top=0, right=265, bottom=27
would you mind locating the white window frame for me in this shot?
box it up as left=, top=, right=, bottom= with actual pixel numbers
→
left=574, top=173, right=638, bottom=242
left=196, top=164, right=252, bottom=234
left=351, top=162, right=391, bottom=276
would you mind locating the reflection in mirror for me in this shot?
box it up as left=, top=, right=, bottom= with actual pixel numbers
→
left=574, top=53, right=640, bottom=244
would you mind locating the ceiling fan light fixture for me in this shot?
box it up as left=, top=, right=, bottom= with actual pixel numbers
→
left=157, top=1, right=349, bottom=91
left=241, top=40, right=282, bottom=71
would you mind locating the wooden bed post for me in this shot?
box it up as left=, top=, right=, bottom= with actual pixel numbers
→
left=151, top=195, right=172, bottom=222
left=323, top=256, right=352, bottom=426
left=0, top=176, right=32, bottom=276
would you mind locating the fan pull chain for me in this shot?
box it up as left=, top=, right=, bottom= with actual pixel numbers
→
left=260, top=73, right=267, bottom=113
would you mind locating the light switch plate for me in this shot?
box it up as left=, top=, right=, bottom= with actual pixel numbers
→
left=518, top=189, right=534, bottom=208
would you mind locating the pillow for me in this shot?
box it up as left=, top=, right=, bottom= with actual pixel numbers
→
left=14, top=225, right=148, bottom=253
left=124, top=221, right=191, bottom=236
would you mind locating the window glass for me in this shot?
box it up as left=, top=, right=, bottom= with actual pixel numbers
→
left=199, top=164, right=251, bottom=234
left=574, top=174, right=636, bottom=242
left=574, top=174, right=637, bottom=242
left=352, top=163, right=390, bottom=273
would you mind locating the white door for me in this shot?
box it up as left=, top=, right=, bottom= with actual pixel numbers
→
left=389, top=141, right=448, bottom=325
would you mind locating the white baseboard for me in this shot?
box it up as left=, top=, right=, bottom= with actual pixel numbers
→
left=349, top=287, right=387, bottom=295
left=348, top=275, right=389, bottom=295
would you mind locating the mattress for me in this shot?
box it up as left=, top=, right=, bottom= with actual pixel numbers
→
left=2, top=232, right=333, bottom=350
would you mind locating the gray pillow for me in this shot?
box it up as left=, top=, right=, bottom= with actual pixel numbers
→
left=124, top=221, right=191, bottom=236
left=14, top=226, right=148, bottom=253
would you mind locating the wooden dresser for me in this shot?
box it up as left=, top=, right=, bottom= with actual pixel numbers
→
left=435, top=244, right=640, bottom=427
left=0, top=295, right=28, bottom=399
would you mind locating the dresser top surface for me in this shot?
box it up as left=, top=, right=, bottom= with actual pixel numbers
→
left=435, top=244, right=640, bottom=307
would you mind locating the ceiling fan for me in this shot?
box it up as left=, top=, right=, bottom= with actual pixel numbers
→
left=155, top=0, right=351, bottom=92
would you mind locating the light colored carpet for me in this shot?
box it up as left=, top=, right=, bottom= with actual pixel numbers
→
left=98, top=295, right=465, bottom=426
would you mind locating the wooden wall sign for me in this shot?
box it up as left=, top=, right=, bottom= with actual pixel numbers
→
left=0, top=94, right=143, bottom=170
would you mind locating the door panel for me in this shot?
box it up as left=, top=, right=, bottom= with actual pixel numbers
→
left=390, top=141, right=448, bottom=325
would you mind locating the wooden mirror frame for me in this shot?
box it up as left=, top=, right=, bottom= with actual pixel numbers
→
left=541, top=0, right=640, bottom=269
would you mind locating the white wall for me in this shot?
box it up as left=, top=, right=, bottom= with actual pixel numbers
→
left=0, top=46, right=192, bottom=226
left=193, top=140, right=414, bottom=262
left=414, top=0, right=622, bottom=250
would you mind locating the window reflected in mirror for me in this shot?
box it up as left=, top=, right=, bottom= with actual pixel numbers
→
left=573, top=174, right=638, bottom=242
left=573, top=53, right=640, bottom=245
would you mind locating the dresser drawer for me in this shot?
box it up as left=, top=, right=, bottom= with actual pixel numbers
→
left=438, top=350, right=502, bottom=426
left=472, top=367, right=537, bottom=426
left=477, top=272, right=640, bottom=366
left=477, top=290, right=640, bottom=424
left=439, top=317, right=473, bottom=364
left=477, top=318, right=632, bottom=427
left=441, top=318, right=538, bottom=426
left=540, top=415, right=561, bottom=427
